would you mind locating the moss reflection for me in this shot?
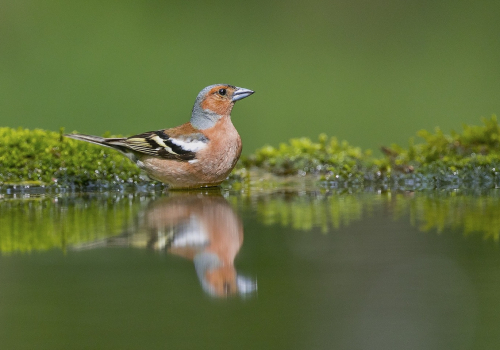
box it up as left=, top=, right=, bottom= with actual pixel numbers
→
left=0, top=190, right=499, bottom=255
left=408, top=193, right=500, bottom=241
left=246, top=191, right=500, bottom=240
left=252, top=194, right=369, bottom=233
left=0, top=194, right=147, bottom=253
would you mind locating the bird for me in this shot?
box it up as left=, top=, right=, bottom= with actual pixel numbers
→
left=65, top=84, right=254, bottom=189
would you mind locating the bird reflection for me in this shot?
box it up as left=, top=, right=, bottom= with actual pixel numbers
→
left=143, top=192, right=256, bottom=297
left=77, top=191, right=257, bottom=298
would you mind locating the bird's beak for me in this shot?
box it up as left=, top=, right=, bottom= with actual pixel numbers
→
left=232, top=87, right=254, bottom=102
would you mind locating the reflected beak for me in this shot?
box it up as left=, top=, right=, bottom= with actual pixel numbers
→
left=236, top=275, right=257, bottom=295
left=232, top=87, right=255, bottom=102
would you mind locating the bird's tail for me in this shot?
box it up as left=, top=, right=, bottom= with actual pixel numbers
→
left=65, top=133, right=128, bottom=153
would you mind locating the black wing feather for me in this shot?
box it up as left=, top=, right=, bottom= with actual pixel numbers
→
left=123, top=131, right=205, bottom=161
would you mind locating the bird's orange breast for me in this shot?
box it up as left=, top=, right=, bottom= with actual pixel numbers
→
left=138, top=116, right=241, bottom=189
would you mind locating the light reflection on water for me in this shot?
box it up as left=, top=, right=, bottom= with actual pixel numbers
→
left=0, top=189, right=499, bottom=348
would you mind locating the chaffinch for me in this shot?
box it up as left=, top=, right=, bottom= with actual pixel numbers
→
left=66, top=84, right=254, bottom=189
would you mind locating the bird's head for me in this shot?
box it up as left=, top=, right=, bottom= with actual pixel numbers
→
left=191, top=84, right=254, bottom=130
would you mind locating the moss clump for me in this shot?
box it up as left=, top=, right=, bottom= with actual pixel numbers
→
left=381, top=116, right=500, bottom=171
left=241, top=134, right=371, bottom=179
left=377, top=116, right=500, bottom=188
left=0, top=127, right=153, bottom=188
left=1, top=117, right=500, bottom=190
left=242, top=116, right=500, bottom=190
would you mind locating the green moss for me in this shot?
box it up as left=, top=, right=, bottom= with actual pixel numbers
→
left=376, top=116, right=500, bottom=189
left=0, top=127, right=159, bottom=189
left=242, top=133, right=369, bottom=177
left=1, top=117, right=500, bottom=190
left=242, top=116, right=500, bottom=190
left=381, top=115, right=500, bottom=173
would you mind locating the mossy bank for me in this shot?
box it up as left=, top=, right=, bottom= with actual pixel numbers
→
left=1, top=117, right=500, bottom=191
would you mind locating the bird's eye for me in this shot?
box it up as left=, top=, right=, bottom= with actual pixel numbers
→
left=218, top=88, right=227, bottom=96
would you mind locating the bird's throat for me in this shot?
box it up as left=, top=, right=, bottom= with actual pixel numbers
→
left=191, top=109, right=226, bottom=130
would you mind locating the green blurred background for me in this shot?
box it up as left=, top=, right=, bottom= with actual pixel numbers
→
left=1, top=0, right=499, bottom=154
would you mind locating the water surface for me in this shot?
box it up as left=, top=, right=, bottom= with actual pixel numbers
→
left=1, top=189, right=499, bottom=349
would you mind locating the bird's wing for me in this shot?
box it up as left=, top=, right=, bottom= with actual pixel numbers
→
left=120, top=128, right=209, bottom=161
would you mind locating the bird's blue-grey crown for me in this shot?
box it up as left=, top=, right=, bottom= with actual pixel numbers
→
left=190, top=84, right=254, bottom=130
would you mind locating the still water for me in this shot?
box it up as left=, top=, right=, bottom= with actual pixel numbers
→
left=0, top=188, right=499, bottom=349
